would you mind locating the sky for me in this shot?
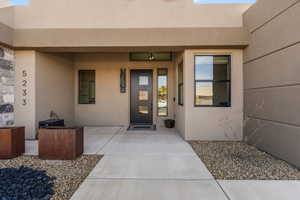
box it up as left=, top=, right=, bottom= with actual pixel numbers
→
left=194, top=0, right=256, bottom=4
left=10, top=0, right=28, bottom=5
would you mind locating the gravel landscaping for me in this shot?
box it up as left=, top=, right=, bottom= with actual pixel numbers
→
left=189, top=141, right=300, bottom=180
left=0, top=155, right=102, bottom=200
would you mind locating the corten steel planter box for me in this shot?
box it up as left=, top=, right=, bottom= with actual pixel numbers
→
left=0, top=127, right=25, bottom=159
left=38, top=127, right=84, bottom=160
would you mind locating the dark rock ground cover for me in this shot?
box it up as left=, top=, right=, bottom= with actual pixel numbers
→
left=0, top=166, right=55, bottom=200
left=0, top=155, right=102, bottom=200
left=189, top=141, right=300, bottom=180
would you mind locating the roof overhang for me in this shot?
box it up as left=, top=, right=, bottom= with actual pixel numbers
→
left=12, top=27, right=249, bottom=52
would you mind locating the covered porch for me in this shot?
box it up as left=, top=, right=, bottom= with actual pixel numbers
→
left=14, top=49, right=244, bottom=142
left=15, top=51, right=180, bottom=139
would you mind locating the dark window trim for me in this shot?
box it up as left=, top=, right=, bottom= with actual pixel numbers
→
left=194, top=55, right=231, bottom=107
left=157, top=68, right=168, bottom=117
left=129, top=52, right=173, bottom=62
left=178, top=61, right=184, bottom=106
left=78, top=70, right=96, bottom=105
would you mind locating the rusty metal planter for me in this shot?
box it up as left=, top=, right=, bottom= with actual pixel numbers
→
left=38, top=127, right=84, bottom=160
left=0, top=127, right=25, bottom=159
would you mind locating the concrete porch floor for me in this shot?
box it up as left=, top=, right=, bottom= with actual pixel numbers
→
left=25, top=127, right=300, bottom=200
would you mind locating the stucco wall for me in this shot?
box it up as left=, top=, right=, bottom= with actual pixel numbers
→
left=14, top=51, right=36, bottom=139
left=0, top=6, right=13, bottom=27
left=184, top=49, right=243, bottom=141
left=174, top=52, right=186, bottom=138
left=13, top=0, right=250, bottom=29
left=243, top=0, right=300, bottom=168
left=0, top=6, right=14, bottom=46
left=35, top=52, right=75, bottom=127
left=14, top=51, right=75, bottom=139
left=74, top=53, right=175, bottom=127
left=10, top=0, right=250, bottom=48
left=0, top=1, right=251, bottom=48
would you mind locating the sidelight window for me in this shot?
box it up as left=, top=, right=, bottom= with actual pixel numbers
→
left=157, top=69, right=168, bottom=116
left=78, top=70, right=96, bottom=104
left=178, top=62, right=184, bottom=106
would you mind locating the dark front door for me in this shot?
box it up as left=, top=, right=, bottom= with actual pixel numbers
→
left=130, top=70, right=153, bottom=125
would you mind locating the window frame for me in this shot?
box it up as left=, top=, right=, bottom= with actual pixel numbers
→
left=194, top=55, right=231, bottom=107
left=157, top=68, right=168, bottom=117
left=178, top=61, right=184, bottom=106
left=78, top=70, right=96, bottom=105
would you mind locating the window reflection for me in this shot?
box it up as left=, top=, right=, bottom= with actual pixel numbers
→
left=139, top=91, right=148, bottom=101
left=194, top=55, right=231, bottom=107
left=157, top=69, right=168, bottom=116
left=139, top=106, right=149, bottom=114
left=195, top=81, right=230, bottom=106
left=139, top=76, right=149, bottom=85
left=195, top=56, right=230, bottom=81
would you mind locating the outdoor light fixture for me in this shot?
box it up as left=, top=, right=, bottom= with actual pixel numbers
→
left=148, top=54, right=155, bottom=61
left=129, top=52, right=172, bottom=61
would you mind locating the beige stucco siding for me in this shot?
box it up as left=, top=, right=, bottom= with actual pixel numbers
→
left=243, top=0, right=300, bottom=168
left=174, top=53, right=186, bottom=138
left=244, top=2, right=300, bottom=62
left=14, top=51, right=75, bottom=139
left=243, top=0, right=299, bottom=33
left=35, top=52, right=75, bottom=127
left=0, top=22, right=13, bottom=46
left=74, top=53, right=175, bottom=127
left=184, top=49, right=243, bottom=141
left=0, top=6, right=14, bottom=46
left=0, top=6, right=13, bottom=27
left=13, top=0, right=250, bottom=29
left=13, top=27, right=249, bottom=49
left=9, top=0, right=250, bottom=48
left=1, top=1, right=251, bottom=48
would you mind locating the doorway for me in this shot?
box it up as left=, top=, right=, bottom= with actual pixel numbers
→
left=130, top=70, right=153, bottom=125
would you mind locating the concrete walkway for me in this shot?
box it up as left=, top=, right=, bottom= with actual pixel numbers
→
left=66, top=127, right=300, bottom=200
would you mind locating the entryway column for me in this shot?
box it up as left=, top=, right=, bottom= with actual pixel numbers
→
left=14, top=51, right=37, bottom=139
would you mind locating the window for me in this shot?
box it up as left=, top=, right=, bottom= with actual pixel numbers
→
left=178, top=62, right=184, bottom=105
left=139, top=76, right=149, bottom=85
left=157, top=69, right=168, bottom=116
left=194, top=55, right=231, bottom=107
left=79, top=70, right=96, bottom=104
left=139, top=90, right=149, bottom=101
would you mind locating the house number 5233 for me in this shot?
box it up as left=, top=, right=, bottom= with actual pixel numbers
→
left=22, top=70, right=28, bottom=106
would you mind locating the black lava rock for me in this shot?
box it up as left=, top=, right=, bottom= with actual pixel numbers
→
left=0, top=166, right=56, bottom=200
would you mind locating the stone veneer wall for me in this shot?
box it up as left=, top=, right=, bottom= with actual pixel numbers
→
left=0, top=45, right=14, bottom=126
